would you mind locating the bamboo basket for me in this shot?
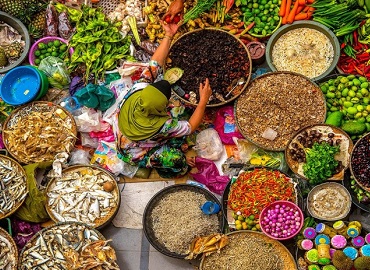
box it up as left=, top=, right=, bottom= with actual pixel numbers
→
left=0, top=227, right=18, bottom=270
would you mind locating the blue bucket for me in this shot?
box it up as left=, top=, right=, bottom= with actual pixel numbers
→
left=0, top=66, right=41, bottom=105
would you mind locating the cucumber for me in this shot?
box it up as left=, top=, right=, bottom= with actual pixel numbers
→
left=325, top=111, right=343, bottom=127
left=341, top=121, right=367, bottom=135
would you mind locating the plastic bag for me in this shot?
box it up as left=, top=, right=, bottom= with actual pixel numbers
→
left=58, top=11, right=73, bottom=40
left=74, top=108, right=110, bottom=133
left=15, top=162, right=51, bottom=223
left=45, top=3, right=58, bottom=36
left=74, top=83, right=116, bottom=112
left=214, top=106, right=244, bottom=145
left=193, top=128, right=224, bottom=161
left=38, top=56, right=71, bottom=89
left=69, top=149, right=92, bottom=165
left=190, top=157, right=230, bottom=195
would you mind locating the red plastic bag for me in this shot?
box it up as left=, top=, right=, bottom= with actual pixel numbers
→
left=190, top=157, right=230, bottom=195
left=214, top=105, right=244, bottom=145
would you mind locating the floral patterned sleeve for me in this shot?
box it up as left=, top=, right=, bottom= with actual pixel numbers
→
left=135, top=60, right=162, bottom=84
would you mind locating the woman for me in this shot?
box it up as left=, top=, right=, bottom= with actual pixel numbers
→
left=115, top=20, right=212, bottom=178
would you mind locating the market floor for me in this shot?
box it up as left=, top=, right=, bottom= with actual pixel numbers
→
left=100, top=223, right=200, bottom=270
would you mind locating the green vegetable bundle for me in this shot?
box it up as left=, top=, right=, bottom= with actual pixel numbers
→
left=65, top=5, right=133, bottom=83
left=303, top=142, right=340, bottom=185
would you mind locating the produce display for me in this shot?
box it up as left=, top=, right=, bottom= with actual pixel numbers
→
left=167, top=28, right=251, bottom=105
left=0, top=227, right=17, bottom=270
left=235, top=72, right=326, bottom=151
left=350, top=132, right=370, bottom=190
left=32, top=39, right=69, bottom=66
left=286, top=124, right=352, bottom=185
left=320, top=75, right=370, bottom=139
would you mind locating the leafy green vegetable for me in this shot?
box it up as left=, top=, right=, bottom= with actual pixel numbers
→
left=183, top=0, right=218, bottom=24
left=303, top=142, right=340, bottom=185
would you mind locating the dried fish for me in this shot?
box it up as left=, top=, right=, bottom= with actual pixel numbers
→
left=47, top=166, right=119, bottom=227
left=3, top=102, right=77, bottom=164
left=0, top=156, right=28, bottom=218
left=20, top=223, right=118, bottom=270
left=0, top=228, right=17, bottom=270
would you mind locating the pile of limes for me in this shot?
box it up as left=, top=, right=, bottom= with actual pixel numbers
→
left=33, top=40, right=68, bottom=65
left=241, top=0, right=282, bottom=37
left=232, top=212, right=261, bottom=231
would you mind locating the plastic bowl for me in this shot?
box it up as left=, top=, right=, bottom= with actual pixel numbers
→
left=259, top=200, right=304, bottom=240
left=28, top=36, right=73, bottom=66
left=0, top=66, right=41, bottom=105
left=28, top=66, right=49, bottom=100
left=0, top=11, right=30, bottom=73
left=265, top=20, right=340, bottom=81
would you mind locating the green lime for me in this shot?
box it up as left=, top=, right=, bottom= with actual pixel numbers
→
left=51, top=51, right=58, bottom=57
left=34, top=59, right=41, bottom=65
left=39, top=55, right=45, bottom=60
left=45, top=53, right=51, bottom=57
left=47, top=42, right=54, bottom=47
left=34, top=50, right=41, bottom=56
left=241, top=6, right=248, bottom=12
left=264, top=3, right=270, bottom=9
left=272, top=0, right=278, bottom=3
left=261, top=15, right=267, bottom=21
left=41, top=49, right=47, bottom=54
left=261, top=0, right=267, bottom=4
left=53, top=40, right=61, bottom=47
left=247, top=3, right=253, bottom=8
left=47, top=48, right=53, bottom=53
left=252, top=2, right=259, bottom=8
left=38, top=43, right=46, bottom=49
left=253, top=8, right=261, bottom=14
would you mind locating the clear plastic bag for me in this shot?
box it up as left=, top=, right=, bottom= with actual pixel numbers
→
left=193, top=128, right=224, bottom=161
left=38, top=56, right=71, bottom=89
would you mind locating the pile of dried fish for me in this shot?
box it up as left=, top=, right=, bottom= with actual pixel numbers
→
left=19, top=222, right=118, bottom=270
left=46, top=166, right=119, bottom=227
left=2, top=102, right=77, bottom=164
left=0, top=228, right=17, bottom=270
left=0, top=156, right=27, bottom=218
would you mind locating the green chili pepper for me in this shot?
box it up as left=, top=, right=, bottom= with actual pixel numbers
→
left=103, top=43, right=112, bottom=54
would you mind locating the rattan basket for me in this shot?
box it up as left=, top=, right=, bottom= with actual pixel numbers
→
left=0, top=154, right=28, bottom=220
left=0, top=227, right=18, bottom=270
left=45, top=165, right=120, bottom=229
left=2, top=101, right=77, bottom=164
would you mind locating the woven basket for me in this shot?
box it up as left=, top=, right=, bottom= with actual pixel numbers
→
left=0, top=154, right=28, bottom=220
left=45, top=165, right=120, bottom=229
left=2, top=101, right=77, bottom=164
left=0, top=227, right=18, bottom=270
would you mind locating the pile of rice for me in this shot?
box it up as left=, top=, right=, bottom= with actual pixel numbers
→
left=272, top=28, right=334, bottom=78
left=150, top=190, right=220, bottom=255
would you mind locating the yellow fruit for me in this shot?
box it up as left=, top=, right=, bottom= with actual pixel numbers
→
left=235, top=220, right=242, bottom=225
left=238, top=215, right=244, bottom=221
left=236, top=224, right=243, bottom=230
left=242, top=222, right=248, bottom=230
left=255, top=224, right=261, bottom=230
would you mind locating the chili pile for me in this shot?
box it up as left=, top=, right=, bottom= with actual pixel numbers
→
left=228, top=168, right=296, bottom=218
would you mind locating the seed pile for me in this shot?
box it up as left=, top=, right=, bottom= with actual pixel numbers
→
left=167, top=29, right=250, bottom=104
left=150, top=190, right=220, bottom=255
left=201, top=232, right=296, bottom=270
left=235, top=72, right=326, bottom=150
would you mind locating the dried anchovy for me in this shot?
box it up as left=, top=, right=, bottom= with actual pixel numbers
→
left=3, top=103, right=76, bottom=164
left=168, top=29, right=250, bottom=104
left=235, top=73, right=326, bottom=150
left=0, top=233, right=17, bottom=270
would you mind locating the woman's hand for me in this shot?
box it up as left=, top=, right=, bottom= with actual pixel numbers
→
left=162, top=0, right=184, bottom=20
left=199, top=78, right=212, bottom=104
left=161, top=20, right=181, bottom=37
left=186, top=156, right=196, bottom=167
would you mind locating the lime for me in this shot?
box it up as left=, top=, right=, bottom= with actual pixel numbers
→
left=47, top=42, right=54, bottom=47
left=241, top=6, right=248, bottom=12
left=252, top=2, right=259, bottom=8
left=35, top=59, right=41, bottom=65
left=51, top=52, right=58, bottom=57
left=261, top=0, right=267, bottom=4
left=248, top=215, right=255, bottom=220
left=251, top=227, right=258, bottom=231
left=238, top=215, right=244, bottom=221
left=34, top=50, right=41, bottom=56
left=247, top=3, right=253, bottom=8
left=53, top=40, right=61, bottom=47
left=272, top=0, right=278, bottom=3
left=264, top=3, right=270, bottom=9
left=47, top=48, right=53, bottom=53
left=39, top=55, right=45, bottom=60
left=45, top=53, right=51, bottom=57
left=41, top=49, right=47, bottom=54
left=38, top=43, right=46, bottom=49
left=253, top=8, right=261, bottom=14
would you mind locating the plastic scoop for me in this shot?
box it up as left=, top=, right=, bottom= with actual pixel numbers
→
left=201, top=201, right=221, bottom=215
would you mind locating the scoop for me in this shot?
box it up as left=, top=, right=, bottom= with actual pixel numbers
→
left=225, top=77, right=246, bottom=98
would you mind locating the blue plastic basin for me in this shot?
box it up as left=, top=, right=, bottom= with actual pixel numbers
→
left=0, top=66, right=41, bottom=105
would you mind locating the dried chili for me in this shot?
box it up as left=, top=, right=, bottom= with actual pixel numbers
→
left=227, top=168, right=296, bottom=218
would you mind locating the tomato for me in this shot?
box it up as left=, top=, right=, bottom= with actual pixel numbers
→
left=164, top=15, right=172, bottom=24
left=173, top=15, right=181, bottom=23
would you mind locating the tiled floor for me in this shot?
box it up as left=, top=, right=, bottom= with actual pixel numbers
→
left=100, top=224, right=200, bottom=270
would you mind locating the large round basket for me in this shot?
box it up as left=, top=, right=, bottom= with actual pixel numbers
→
left=0, top=227, right=18, bottom=270
left=234, top=71, right=327, bottom=151
left=199, top=230, right=297, bottom=270
left=143, top=184, right=224, bottom=259
left=166, top=28, right=252, bottom=107
left=0, top=154, right=28, bottom=219
left=18, top=221, right=107, bottom=269
left=45, top=165, right=120, bottom=229
left=2, top=101, right=77, bottom=164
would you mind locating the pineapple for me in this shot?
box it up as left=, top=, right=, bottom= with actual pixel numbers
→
left=3, top=42, right=23, bottom=60
left=0, top=0, right=26, bottom=23
left=0, top=47, right=8, bottom=67
left=28, top=10, right=46, bottom=39
left=23, top=0, right=47, bottom=18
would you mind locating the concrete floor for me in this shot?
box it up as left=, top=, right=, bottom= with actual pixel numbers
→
left=100, top=224, right=201, bottom=270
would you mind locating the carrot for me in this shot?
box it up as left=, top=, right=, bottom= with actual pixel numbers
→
left=302, top=5, right=310, bottom=12
left=294, top=12, right=309, bottom=20
left=308, top=6, right=315, bottom=13
left=298, top=0, right=306, bottom=5
left=282, top=0, right=292, bottom=24
left=279, top=0, right=287, bottom=17
left=306, top=0, right=315, bottom=3
left=287, top=0, right=299, bottom=23
left=296, top=5, right=305, bottom=14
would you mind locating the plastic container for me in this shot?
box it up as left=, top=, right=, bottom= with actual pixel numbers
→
left=28, top=66, right=49, bottom=100
left=201, top=201, right=221, bottom=215
left=60, top=96, right=81, bottom=113
left=0, top=66, right=41, bottom=105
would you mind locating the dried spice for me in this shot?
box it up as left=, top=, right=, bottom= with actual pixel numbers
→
left=351, top=133, right=370, bottom=189
left=235, top=72, right=326, bottom=150
left=167, top=29, right=251, bottom=105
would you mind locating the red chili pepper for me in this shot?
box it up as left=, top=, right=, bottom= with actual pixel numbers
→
left=354, top=30, right=358, bottom=47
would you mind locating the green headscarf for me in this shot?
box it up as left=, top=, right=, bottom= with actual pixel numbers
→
left=118, top=84, right=170, bottom=141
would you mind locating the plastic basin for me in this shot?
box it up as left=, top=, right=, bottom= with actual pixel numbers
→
left=0, top=11, right=30, bottom=73
left=0, top=66, right=41, bottom=105
left=28, top=66, right=49, bottom=100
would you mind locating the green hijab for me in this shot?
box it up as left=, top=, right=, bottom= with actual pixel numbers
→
left=118, top=84, right=171, bottom=141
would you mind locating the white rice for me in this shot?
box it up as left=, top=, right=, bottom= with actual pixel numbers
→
left=272, top=28, right=334, bottom=78
left=151, top=190, right=220, bottom=255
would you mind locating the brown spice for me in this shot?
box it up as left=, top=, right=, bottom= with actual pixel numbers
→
left=235, top=72, right=326, bottom=151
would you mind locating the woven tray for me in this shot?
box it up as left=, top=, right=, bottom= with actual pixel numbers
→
left=2, top=101, right=77, bottom=164
left=45, top=165, right=120, bottom=229
left=0, top=154, right=28, bottom=219
left=0, top=227, right=18, bottom=270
